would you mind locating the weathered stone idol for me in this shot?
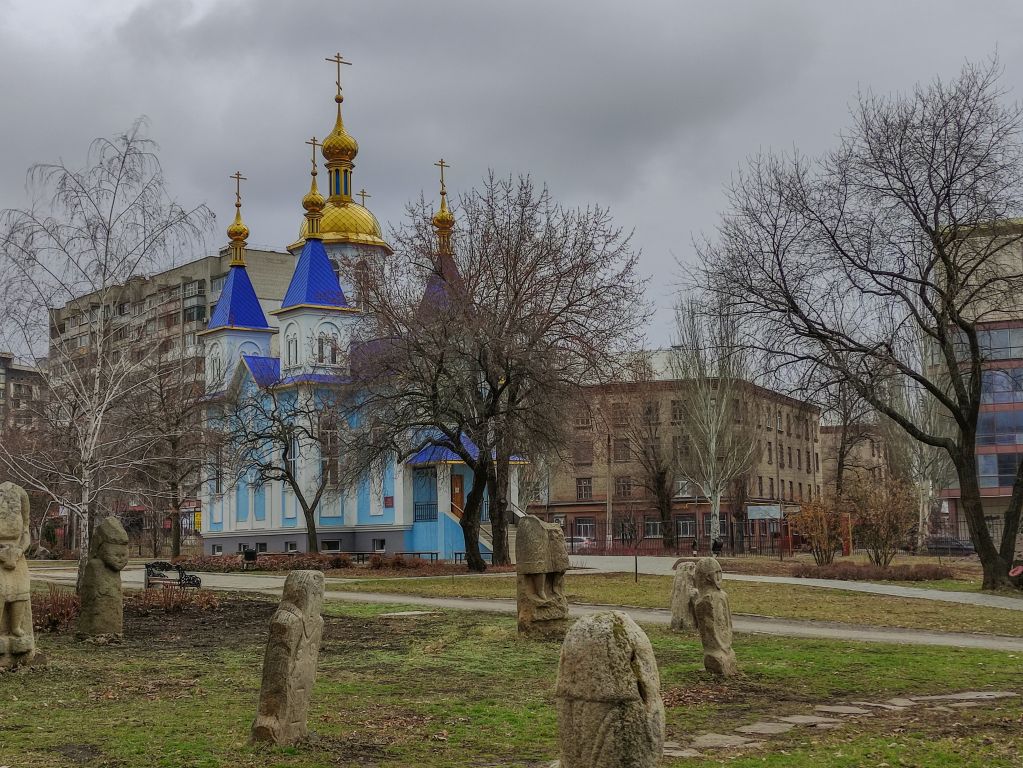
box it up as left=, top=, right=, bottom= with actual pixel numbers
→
left=669, top=560, right=697, bottom=632
left=251, top=570, right=324, bottom=745
left=555, top=611, right=665, bottom=768
left=515, top=514, right=570, bottom=636
left=0, top=482, right=36, bottom=669
left=693, top=557, right=738, bottom=676
left=77, top=517, right=130, bottom=640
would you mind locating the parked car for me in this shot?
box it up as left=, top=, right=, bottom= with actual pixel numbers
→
left=925, top=535, right=976, bottom=556
left=564, top=536, right=594, bottom=551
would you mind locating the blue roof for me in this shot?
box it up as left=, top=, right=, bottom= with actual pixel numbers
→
left=280, top=237, right=350, bottom=310
left=242, top=355, right=280, bottom=388
left=207, top=264, right=271, bottom=331
left=407, top=433, right=526, bottom=466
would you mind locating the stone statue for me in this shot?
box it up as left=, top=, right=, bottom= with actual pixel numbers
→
left=669, top=560, right=697, bottom=632
left=251, top=570, right=324, bottom=745
left=515, top=515, right=570, bottom=636
left=693, top=557, right=738, bottom=676
left=0, top=482, right=37, bottom=670
left=77, top=517, right=130, bottom=641
left=555, top=611, right=665, bottom=768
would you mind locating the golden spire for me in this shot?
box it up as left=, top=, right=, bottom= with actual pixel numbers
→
left=321, top=52, right=358, bottom=203
left=302, top=137, right=325, bottom=239
left=227, top=171, right=249, bottom=267
left=432, top=159, right=454, bottom=255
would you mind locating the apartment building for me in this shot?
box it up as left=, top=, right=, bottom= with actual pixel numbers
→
left=533, top=373, right=823, bottom=553
left=819, top=424, right=888, bottom=498
left=48, top=247, right=295, bottom=368
left=0, top=352, right=44, bottom=430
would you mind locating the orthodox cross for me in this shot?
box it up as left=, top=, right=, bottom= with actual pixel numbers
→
left=325, top=52, right=352, bottom=96
left=357, top=189, right=371, bottom=206
left=305, top=137, right=320, bottom=173
left=435, top=158, right=449, bottom=193
left=230, top=171, right=246, bottom=206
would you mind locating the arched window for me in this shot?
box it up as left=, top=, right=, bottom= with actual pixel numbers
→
left=284, top=325, right=299, bottom=368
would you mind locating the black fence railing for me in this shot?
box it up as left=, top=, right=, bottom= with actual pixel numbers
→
left=557, top=518, right=794, bottom=558
left=414, top=502, right=438, bottom=522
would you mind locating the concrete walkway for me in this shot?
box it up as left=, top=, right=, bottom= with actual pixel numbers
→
left=322, top=590, right=1023, bottom=652
left=33, top=567, right=1023, bottom=651
left=567, top=555, right=1023, bottom=612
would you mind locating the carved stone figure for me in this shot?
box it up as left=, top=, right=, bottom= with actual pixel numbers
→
left=555, top=611, right=665, bottom=768
left=0, top=482, right=36, bottom=670
left=515, top=515, right=570, bottom=636
left=669, top=560, right=697, bottom=632
left=693, top=557, right=738, bottom=676
left=77, top=517, right=130, bottom=640
left=251, top=570, right=324, bottom=745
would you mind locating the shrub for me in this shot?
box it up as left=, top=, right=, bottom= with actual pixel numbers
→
left=32, top=584, right=80, bottom=632
left=844, top=476, right=917, bottom=567
left=792, top=562, right=953, bottom=581
left=369, top=553, right=386, bottom=569
left=127, top=587, right=220, bottom=615
left=789, top=499, right=843, bottom=566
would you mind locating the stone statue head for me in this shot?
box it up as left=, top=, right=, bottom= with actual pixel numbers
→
left=92, top=517, right=130, bottom=572
left=695, top=557, right=722, bottom=590
left=280, top=570, right=324, bottom=622
left=0, top=481, right=29, bottom=545
left=516, top=515, right=570, bottom=575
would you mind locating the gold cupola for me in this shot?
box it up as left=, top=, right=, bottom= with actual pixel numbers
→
left=432, top=158, right=454, bottom=255
left=227, top=170, right=249, bottom=266
left=290, top=53, right=390, bottom=253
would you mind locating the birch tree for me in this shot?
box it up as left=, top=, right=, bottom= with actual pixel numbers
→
left=670, top=297, right=761, bottom=543
left=0, top=120, right=211, bottom=582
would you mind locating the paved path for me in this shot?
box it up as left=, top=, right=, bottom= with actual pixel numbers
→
left=567, top=555, right=1023, bottom=611
left=322, top=590, right=1023, bottom=652
left=35, top=567, right=1023, bottom=651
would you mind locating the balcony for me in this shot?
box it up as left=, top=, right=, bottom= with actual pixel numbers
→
left=414, top=502, right=438, bottom=521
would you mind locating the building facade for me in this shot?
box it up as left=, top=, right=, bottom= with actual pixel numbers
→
left=818, top=424, right=888, bottom=499
left=533, top=374, right=822, bottom=553
left=0, top=353, right=44, bottom=430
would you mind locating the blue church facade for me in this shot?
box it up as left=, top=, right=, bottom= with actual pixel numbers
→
left=198, top=65, right=516, bottom=560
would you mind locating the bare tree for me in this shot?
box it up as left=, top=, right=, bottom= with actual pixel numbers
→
left=217, top=381, right=356, bottom=554
left=669, top=297, right=762, bottom=543
left=699, top=59, right=1023, bottom=589
left=819, top=379, right=876, bottom=499
left=360, top=173, right=647, bottom=570
left=0, top=120, right=211, bottom=583
left=844, top=474, right=917, bottom=567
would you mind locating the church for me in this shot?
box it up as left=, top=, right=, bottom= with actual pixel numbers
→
left=198, top=57, right=519, bottom=559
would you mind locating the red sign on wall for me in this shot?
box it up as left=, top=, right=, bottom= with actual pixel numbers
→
left=384, top=496, right=394, bottom=508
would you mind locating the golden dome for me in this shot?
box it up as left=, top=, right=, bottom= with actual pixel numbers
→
left=302, top=176, right=325, bottom=214
left=432, top=194, right=454, bottom=230
left=322, top=97, right=359, bottom=164
left=227, top=207, right=249, bottom=244
left=291, top=199, right=391, bottom=251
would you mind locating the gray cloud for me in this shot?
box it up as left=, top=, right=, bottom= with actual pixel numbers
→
left=2, top=0, right=1023, bottom=342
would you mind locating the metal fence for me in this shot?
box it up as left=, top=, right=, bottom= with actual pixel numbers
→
left=559, top=518, right=792, bottom=558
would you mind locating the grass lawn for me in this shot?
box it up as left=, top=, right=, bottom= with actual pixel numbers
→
left=336, top=572, right=1023, bottom=636
left=1, top=593, right=1021, bottom=767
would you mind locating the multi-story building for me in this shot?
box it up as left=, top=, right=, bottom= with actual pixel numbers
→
left=47, top=247, right=295, bottom=369
left=533, top=368, right=822, bottom=554
left=819, top=424, right=887, bottom=498
left=0, top=352, right=44, bottom=430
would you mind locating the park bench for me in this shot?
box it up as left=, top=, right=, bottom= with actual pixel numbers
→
left=144, top=561, right=202, bottom=589
left=453, top=551, right=493, bottom=564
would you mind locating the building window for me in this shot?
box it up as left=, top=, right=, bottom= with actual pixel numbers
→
left=671, top=399, right=684, bottom=426
left=614, top=476, right=633, bottom=498
left=642, top=401, right=660, bottom=425
left=797, top=449, right=802, bottom=470
left=285, top=541, right=297, bottom=553
left=183, top=305, right=206, bottom=323
left=674, top=478, right=692, bottom=497
left=613, top=438, right=630, bottom=462
left=237, top=543, right=248, bottom=553
left=815, top=453, right=820, bottom=471
left=212, top=544, right=223, bottom=556
left=575, top=517, right=596, bottom=539
left=779, top=443, right=785, bottom=468
left=287, top=436, right=300, bottom=479
left=673, top=434, right=689, bottom=458
left=788, top=446, right=793, bottom=468
left=769, top=478, right=775, bottom=498
left=799, top=482, right=804, bottom=500
left=574, top=410, right=593, bottom=429
left=767, top=442, right=773, bottom=464
left=372, top=538, right=386, bottom=552
left=676, top=514, right=696, bottom=538
left=789, top=480, right=794, bottom=499
left=576, top=477, right=593, bottom=501
left=286, top=335, right=299, bottom=367
left=573, top=440, right=593, bottom=465
left=777, top=411, right=783, bottom=431
left=644, top=518, right=663, bottom=538
left=256, top=542, right=268, bottom=553
left=786, top=413, right=791, bottom=435
left=758, top=475, right=764, bottom=496
left=322, top=540, right=341, bottom=552
left=211, top=275, right=226, bottom=294
left=612, top=402, right=629, bottom=427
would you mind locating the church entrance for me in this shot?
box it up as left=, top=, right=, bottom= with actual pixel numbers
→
left=451, top=473, right=465, bottom=516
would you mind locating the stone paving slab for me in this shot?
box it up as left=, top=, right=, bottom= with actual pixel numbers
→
left=886, top=697, right=918, bottom=707
left=912, top=691, right=1019, bottom=702
left=851, top=700, right=908, bottom=711
left=664, top=746, right=704, bottom=758
left=814, top=705, right=875, bottom=715
left=691, top=733, right=761, bottom=749
left=775, top=714, right=842, bottom=725
left=735, top=721, right=795, bottom=735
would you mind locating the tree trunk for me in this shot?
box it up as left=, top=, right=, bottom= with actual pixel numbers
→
left=301, top=503, right=320, bottom=553
left=954, top=449, right=1010, bottom=590
left=709, top=489, right=722, bottom=542
left=489, top=430, right=512, bottom=565
left=657, top=473, right=677, bottom=550
left=460, top=461, right=489, bottom=572
left=170, top=483, right=182, bottom=559
left=75, top=476, right=92, bottom=593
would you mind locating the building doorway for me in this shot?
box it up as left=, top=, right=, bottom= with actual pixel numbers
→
left=451, top=473, right=465, bottom=516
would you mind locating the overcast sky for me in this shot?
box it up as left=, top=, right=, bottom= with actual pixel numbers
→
left=2, top=0, right=1022, bottom=343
